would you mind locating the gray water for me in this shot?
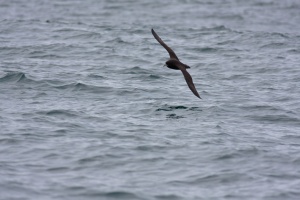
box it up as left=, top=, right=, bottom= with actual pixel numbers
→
left=1, top=0, right=300, bottom=199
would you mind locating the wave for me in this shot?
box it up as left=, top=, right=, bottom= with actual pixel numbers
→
left=0, top=71, right=35, bottom=83
left=54, top=82, right=113, bottom=94
left=0, top=71, right=114, bottom=95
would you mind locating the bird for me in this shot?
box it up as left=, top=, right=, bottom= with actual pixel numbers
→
left=151, top=28, right=201, bottom=99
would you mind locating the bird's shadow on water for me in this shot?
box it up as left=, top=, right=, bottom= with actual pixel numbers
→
left=155, top=104, right=202, bottom=119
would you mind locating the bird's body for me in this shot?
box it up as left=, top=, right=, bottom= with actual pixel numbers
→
left=151, top=29, right=201, bottom=99
left=166, top=59, right=190, bottom=70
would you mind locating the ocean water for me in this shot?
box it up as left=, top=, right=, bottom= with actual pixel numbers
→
left=1, top=0, right=300, bottom=199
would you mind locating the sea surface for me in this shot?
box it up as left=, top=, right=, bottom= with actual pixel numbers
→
left=1, top=0, right=300, bottom=199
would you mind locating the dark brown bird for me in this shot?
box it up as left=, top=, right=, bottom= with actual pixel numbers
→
left=151, top=29, right=201, bottom=99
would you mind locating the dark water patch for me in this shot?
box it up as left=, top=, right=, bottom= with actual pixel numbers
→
left=155, top=194, right=182, bottom=200
left=187, top=107, right=202, bottom=111
left=78, top=155, right=106, bottom=165
left=287, top=48, right=300, bottom=54
left=54, top=27, right=82, bottom=33
left=275, top=56, right=285, bottom=59
left=292, top=157, right=300, bottom=165
left=215, top=147, right=260, bottom=161
left=104, top=191, right=140, bottom=199
left=66, top=186, right=86, bottom=191
left=135, top=144, right=168, bottom=152
left=53, top=129, right=68, bottom=134
left=215, top=153, right=237, bottom=160
left=41, top=109, right=79, bottom=118
left=138, top=156, right=166, bottom=163
left=75, top=190, right=141, bottom=200
left=148, top=74, right=160, bottom=79
left=42, top=153, right=60, bottom=159
left=47, top=167, right=70, bottom=172
left=156, top=105, right=188, bottom=112
left=253, top=1, right=274, bottom=6
left=166, top=114, right=185, bottom=119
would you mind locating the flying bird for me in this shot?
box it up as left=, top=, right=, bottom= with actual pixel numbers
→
left=151, top=29, right=201, bottom=99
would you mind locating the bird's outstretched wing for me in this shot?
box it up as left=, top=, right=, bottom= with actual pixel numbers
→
left=177, top=64, right=201, bottom=99
left=151, top=29, right=179, bottom=60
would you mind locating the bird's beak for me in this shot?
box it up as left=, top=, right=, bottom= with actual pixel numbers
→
left=163, top=64, right=166, bottom=67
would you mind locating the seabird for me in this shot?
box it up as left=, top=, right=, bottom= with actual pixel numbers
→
left=151, top=29, right=201, bottom=99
